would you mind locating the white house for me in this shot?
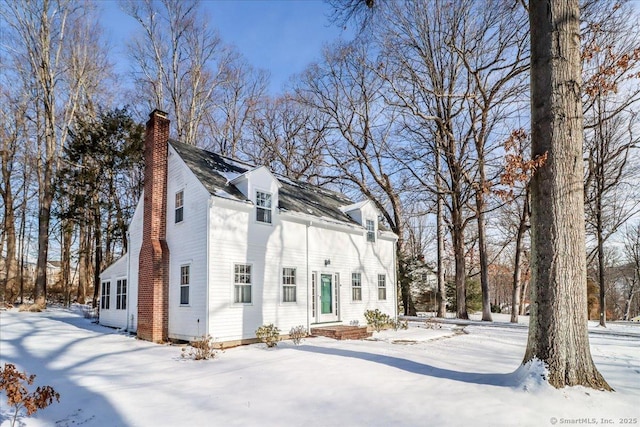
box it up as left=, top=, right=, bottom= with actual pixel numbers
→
left=99, top=110, right=398, bottom=345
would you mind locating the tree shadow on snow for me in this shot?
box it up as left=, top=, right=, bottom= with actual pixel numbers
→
left=0, top=311, right=139, bottom=426
left=294, top=344, right=526, bottom=388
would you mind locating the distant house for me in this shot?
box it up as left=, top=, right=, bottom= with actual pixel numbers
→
left=99, top=110, right=398, bottom=345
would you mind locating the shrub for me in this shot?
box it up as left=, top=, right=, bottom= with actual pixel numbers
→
left=364, top=309, right=391, bottom=332
left=0, top=363, right=60, bottom=427
left=289, top=325, right=307, bottom=345
left=425, top=318, right=442, bottom=329
left=255, top=324, right=280, bottom=347
left=181, top=335, right=218, bottom=360
left=389, top=318, right=408, bottom=331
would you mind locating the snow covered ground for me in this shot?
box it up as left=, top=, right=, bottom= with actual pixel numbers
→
left=1, top=307, right=638, bottom=427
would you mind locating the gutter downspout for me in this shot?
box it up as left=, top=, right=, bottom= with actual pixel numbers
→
left=125, top=231, right=131, bottom=332
left=393, top=238, right=398, bottom=321
left=205, top=196, right=213, bottom=338
left=306, top=221, right=312, bottom=333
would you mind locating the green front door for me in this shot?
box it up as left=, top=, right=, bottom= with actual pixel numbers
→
left=321, top=274, right=332, bottom=314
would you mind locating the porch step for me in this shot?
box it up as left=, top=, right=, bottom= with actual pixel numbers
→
left=310, top=325, right=372, bottom=340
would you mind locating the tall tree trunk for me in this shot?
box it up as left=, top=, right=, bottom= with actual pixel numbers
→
left=525, top=0, right=610, bottom=390
left=436, top=144, right=447, bottom=317
left=35, top=182, right=53, bottom=306
left=92, top=202, right=101, bottom=308
left=596, top=202, right=606, bottom=326
left=511, top=192, right=529, bottom=323
left=452, top=198, right=468, bottom=319
left=61, top=220, right=73, bottom=307
left=1, top=176, right=16, bottom=304
left=77, top=222, right=87, bottom=304
left=476, top=191, right=492, bottom=321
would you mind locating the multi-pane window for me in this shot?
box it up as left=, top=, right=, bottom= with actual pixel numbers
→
left=234, top=264, right=252, bottom=303
left=352, top=273, right=362, bottom=301
left=282, top=268, right=296, bottom=303
left=366, top=219, right=376, bottom=242
left=377, top=274, right=387, bottom=300
left=175, top=190, right=184, bottom=223
left=180, top=265, right=190, bottom=305
left=101, top=281, right=110, bottom=310
left=116, top=279, right=127, bottom=310
left=256, top=191, right=272, bottom=224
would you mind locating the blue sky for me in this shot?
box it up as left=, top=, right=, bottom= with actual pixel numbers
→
left=101, top=0, right=353, bottom=95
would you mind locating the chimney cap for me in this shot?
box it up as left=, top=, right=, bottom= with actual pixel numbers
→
left=150, top=109, right=169, bottom=119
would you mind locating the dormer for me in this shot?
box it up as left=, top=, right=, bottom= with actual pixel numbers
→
left=340, top=200, right=380, bottom=243
left=230, top=166, right=282, bottom=225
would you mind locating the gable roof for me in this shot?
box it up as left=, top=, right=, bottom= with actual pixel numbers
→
left=169, top=140, right=359, bottom=225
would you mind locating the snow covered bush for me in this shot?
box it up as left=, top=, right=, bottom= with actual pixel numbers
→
left=0, top=363, right=60, bottom=427
left=364, top=309, right=392, bottom=332
left=181, top=335, right=217, bottom=360
left=255, top=324, right=280, bottom=347
left=289, top=325, right=307, bottom=345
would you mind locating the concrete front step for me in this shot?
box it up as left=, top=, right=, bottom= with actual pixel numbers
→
left=310, top=325, right=372, bottom=340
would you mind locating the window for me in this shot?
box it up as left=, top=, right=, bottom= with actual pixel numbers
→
left=352, top=273, right=362, bottom=301
left=175, top=190, right=184, bottom=223
left=282, top=268, right=296, bottom=303
left=234, top=264, right=252, bottom=303
left=378, top=274, right=387, bottom=300
left=366, top=219, right=376, bottom=242
left=100, top=281, right=110, bottom=310
left=116, top=279, right=127, bottom=310
left=256, top=191, right=272, bottom=224
left=180, top=265, right=190, bottom=305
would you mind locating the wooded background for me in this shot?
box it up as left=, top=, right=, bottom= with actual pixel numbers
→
left=1, top=0, right=639, bottom=326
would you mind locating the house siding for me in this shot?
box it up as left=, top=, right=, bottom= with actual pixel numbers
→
left=165, top=146, right=211, bottom=341
left=205, top=196, right=396, bottom=342
left=98, top=255, right=128, bottom=328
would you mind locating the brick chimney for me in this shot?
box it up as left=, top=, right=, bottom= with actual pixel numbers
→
left=137, top=110, right=170, bottom=343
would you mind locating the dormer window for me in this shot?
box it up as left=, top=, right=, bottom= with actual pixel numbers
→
left=175, top=190, right=184, bottom=223
left=256, top=191, right=272, bottom=224
left=366, top=219, right=375, bottom=242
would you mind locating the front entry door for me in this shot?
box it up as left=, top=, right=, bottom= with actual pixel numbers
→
left=318, top=274, right=338, bottom=322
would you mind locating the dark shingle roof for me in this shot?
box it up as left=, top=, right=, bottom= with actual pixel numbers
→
left=170, top=140, right=359, bottom=225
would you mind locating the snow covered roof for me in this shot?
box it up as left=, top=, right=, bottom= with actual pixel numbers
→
left=169, top=140, right=360, bottom=226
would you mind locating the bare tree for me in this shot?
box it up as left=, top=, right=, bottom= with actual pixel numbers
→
left=2, top=0, right=108, bottom=306
left=299, top=40, right=418, bottom=315
left=125, top=0, right=236, bottom=146
left=525, top=0, right=611, bottom=390
left=581, top=0, right=640, bottom=327
left=204, top=62, right=268, bottom=157
left=621, top=223, right=640, bottom=320
left=247, top=94, right=328, bottom=182
left=0, top=88, right=28, bottom=303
